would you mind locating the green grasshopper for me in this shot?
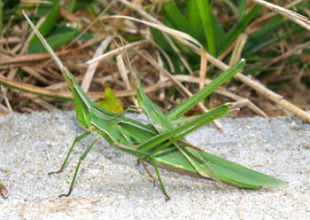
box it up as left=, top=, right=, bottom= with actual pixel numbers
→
left=15, top=11, right=287, bottom=200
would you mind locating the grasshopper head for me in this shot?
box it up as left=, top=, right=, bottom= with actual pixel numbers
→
left=22, top=10, right=93, bottom=128
left=62, top=67, right=92, bottom=128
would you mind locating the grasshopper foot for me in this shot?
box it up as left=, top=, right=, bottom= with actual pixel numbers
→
left=165, top=195, right=171, bottom=201
left=59, top=188, right=72, bottom=198
left=48, top=168, right=64, bottom=175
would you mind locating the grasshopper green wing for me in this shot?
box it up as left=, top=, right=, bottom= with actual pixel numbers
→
left=154, top=147, right=286, bottom=189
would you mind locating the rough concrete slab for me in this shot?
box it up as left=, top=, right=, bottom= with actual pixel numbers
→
left=0, top=111, right=309, bottom=219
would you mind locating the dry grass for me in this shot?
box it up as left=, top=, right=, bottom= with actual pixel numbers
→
left=0, top=0, right=309, bottom=122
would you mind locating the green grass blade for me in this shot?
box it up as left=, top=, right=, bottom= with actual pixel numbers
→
left=218, top=5, right=261, bottom=55
left=28, top=0, right=61, bottom=47
left=168, top=59, right=245, bottom=120
left=195, top=0, right=216, bottom=56
left=186, top=0, right=205, bottom=44
left=239, top=0, right=247, bottom=20
left=0, top=0, right=3, bottom=36
left=243, top=16, right=286, bottom=57
left=210, top=10, right=226, bottom=49
left=67, top=0, right=77, bottom=13
left=163, top=1, right=188, bottom=32
left=150, top=28, right=173, bottom=53
left=243, top=25, right=301, bottom=57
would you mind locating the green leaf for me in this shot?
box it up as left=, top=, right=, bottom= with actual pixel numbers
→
left=28, top=29, right=76, bottom=54
left=97, top=88, right=124, bottom=113
left=28, top=0, right=61, bottom=47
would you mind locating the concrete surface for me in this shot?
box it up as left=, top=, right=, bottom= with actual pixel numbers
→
left=0, top=111, right=309, bottom=220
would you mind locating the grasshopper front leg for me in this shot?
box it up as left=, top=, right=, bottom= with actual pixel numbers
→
left=60, top=138, right=98, bottom=197
left=49, top=131, right=91, bottom=175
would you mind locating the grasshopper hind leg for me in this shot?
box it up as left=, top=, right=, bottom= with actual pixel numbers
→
left=141, top=161, right=157, bottom=185
left=150, top=157, right=170, bottom=201
left=48, top=131, right=91, bottom=175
